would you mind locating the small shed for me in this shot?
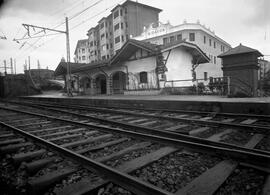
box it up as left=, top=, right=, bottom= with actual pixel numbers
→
left=218, top=44, right=263, bottom=97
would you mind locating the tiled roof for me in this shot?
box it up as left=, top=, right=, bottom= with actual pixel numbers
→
left=218, top=44, right=263, bottom=57
left=54, top=60, right=109, bottom=76
left=110, top=39, right=159, bottom=64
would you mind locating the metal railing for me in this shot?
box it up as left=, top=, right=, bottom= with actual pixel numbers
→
left=163, top=77, right=230, bottom=96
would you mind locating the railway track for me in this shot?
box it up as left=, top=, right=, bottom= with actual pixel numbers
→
left=9, top=99, right=270, bottom=151
left=0, top=101, right=270, bottom=194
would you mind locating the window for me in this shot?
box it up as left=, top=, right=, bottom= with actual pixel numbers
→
left=82, top=48, right=85, bottom=53
left=209, top=39, right=212, bottom=46
left=204, top=72, right=208, bottom=81
left=121, top=35, right=124, bottom=42
left=120, top=9, right=123, bottom=16
left=170, top=36, right=175, bottom=43
left=101, top=33, right=105, bottom=39
left=113, top=10, right=119, bottom=19
left=139, top=72, right=148, bottom=83
left=189, top=33, right=195, bottom=41
left=177, top=34, right=182, bottom=41
left=125, top=22, right=128, bottom=28
left=121, top=22, right=124, bottom=29
left=106, top=33, right=108, bottom=38
left=82, top=56, right=85, bottom=60
left=163, top=37, right=169, bottom=45
left=214, top=41, right=216, bottom=48
left=110, top=43, right=113, bottom=48
left=126, top=34, right=129, bottom=41
left=115, top=36, right=120, bottom=44
left=114, top=23, right=120, bottom=31
left=102, top=44, right=106, bottom=51
left=214, top=56, right=216, bottom=64
left=125, top=8, right=127, bottom=14
left=79, top=56, right=81, bottom=60
left=204, top=36, right=206, bottom=44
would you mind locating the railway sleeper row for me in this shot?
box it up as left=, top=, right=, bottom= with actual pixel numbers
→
left=0, top=105, right=270, bottom=194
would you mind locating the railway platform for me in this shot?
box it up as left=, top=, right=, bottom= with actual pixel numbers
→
left=21, top=91, right=270, bottom=115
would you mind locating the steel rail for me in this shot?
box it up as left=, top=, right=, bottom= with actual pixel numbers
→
left=0, top=121, right=173, bottom=195
left=10, top=102, right=270, bottom=157
left=0, top=106, right=269, bottom=169
left=14, top=100, right=270, bottom=134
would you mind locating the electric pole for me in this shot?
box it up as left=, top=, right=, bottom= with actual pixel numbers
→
left=14, top=59, right=16, bottom=75
left=4, top=60, right=7, bottom=75
left=13, top=17, right=72, bottom=96
left=10, top=58, right=13, bottom=74
left=28, top=56, right=31, bottom=70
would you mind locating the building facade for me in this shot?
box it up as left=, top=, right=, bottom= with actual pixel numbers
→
left=74, top=39, right=90, bottom=63
left=56, top=39, right=209, bottom=95
left=133, top=21, right=231, bottom=78
left=82, top=0, right=162, bottom=63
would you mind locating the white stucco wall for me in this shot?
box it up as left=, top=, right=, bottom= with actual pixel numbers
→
left=124, top=57, right=158, bottom=90
left=163, top=47, right=194, bottom=86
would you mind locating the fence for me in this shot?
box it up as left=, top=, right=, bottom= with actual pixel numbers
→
left=163, top=77, right=230, bottom=96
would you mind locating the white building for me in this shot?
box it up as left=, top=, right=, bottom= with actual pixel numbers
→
left=74, top=39, right=90, bottom=63
left=133, top=21, right=231, bottom=79
left=55, top=39, right=209, bottom=95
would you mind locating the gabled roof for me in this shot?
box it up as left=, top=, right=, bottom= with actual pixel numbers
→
left=54, top=60, right=109, bottom=76
left=74, top=39, right=88, bottom=54
left=160, top=39, right=209, bottom=64
left=110, top=39, right=159, bottom=64
left=218, top=43, right=263, bottom=58
left=110, top=39, right=209, bottom=65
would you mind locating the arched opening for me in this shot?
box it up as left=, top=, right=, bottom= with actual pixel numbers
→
left=112, top=71, right=126, bottom=94
left=80, top=77, right=91, bottom=94
left=95, top=74, right=107, bottom=94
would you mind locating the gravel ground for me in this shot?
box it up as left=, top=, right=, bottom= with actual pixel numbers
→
left=105, top=143, right=162, bottom=168
left=51, top=132, right=104, bottom=145
left=255, top=136, right=270, bottom=151
left=84, top=139, right=140, bottom=159
left=72, top=135, right=124, bottom=151
left=131, top=151, right=221, bottom=193
left=13, top=144, right=40, bottom=155
left=98, top=182, right=134, bottom=195
left=30, top=158, right=72, bottom=178
left=194, top=127, right=224, bottom=138
left=46, top=169, right=102, bottom=195
left=215, top=167, right=266, bottom=195
left=219, top=130, right=253, bottom=146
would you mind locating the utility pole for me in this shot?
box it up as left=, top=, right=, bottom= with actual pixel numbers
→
left=14, top=59, right=16, bottom=75
left=14, top=17, right=72, bottom=96
left=28, top=56, right=31, bottom=70
left=4, top=60, right=7, bottom=75
left=65, top=17, right=72, bottom=96
left=10, top=58, right=13, bottom=74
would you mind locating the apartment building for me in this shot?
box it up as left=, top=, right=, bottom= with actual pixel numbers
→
left=74, top=39, right=90, bottom=63
left=83, top=0, right=162, bottom=63
left=134, top=21, right=231, bottom=78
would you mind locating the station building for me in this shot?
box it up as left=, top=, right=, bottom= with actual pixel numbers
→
left=55, top=39, right=209, bottom=95
left=133, top=21, right=231, bottom=78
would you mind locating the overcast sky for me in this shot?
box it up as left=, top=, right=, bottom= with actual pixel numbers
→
left=0, top=0, right=269, bottom=74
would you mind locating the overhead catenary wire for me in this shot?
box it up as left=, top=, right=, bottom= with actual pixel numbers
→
left=9, top=0, right=122, bottom=72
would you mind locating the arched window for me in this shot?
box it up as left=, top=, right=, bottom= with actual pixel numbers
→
left=139, top=72, right=148, bottom=83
